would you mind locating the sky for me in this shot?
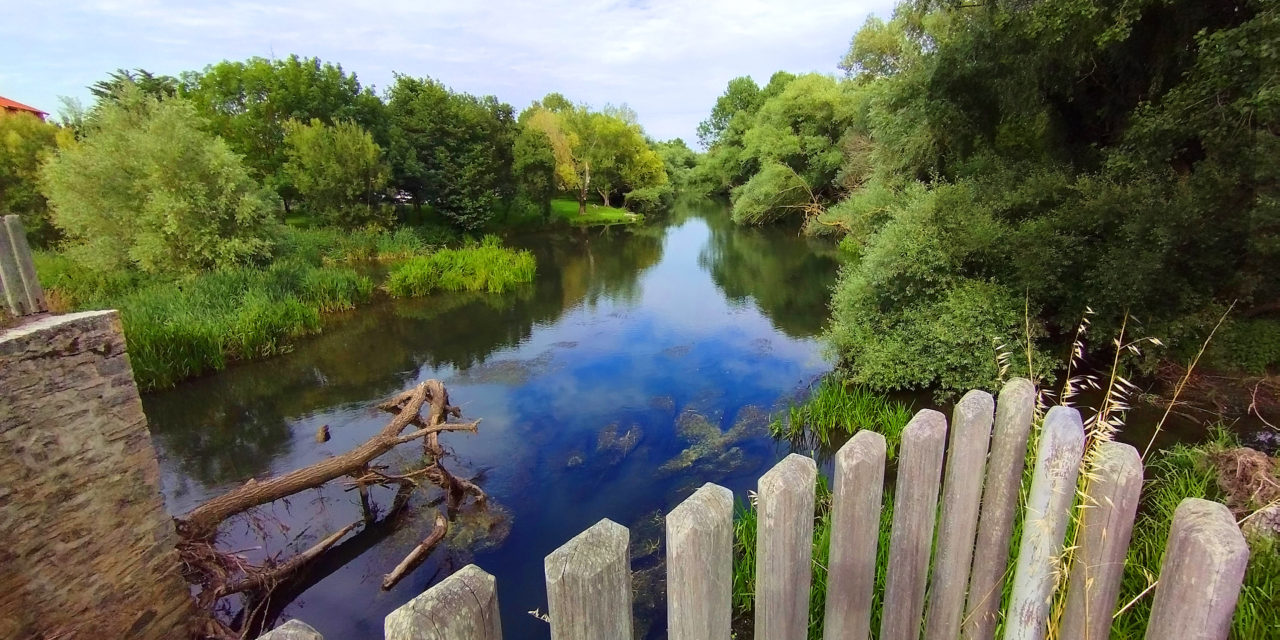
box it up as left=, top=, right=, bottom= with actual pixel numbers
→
left=1, top=0, right=896, bottom=144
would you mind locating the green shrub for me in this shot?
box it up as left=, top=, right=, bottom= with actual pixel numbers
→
left=385, top=238, right=536, bottom=297
left=623, top=183, right=675, bottom=214
left=1207, top=318, right=1280, bottom=375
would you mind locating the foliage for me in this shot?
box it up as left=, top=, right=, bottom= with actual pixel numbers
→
left=1111, top=437, right=1280, bottom=638
left=275, top=225, right=436, bottom=265
left=40, top=89, right=277, bottom=275
left=814, top=0, right=1280, bottom=385
left=180, top=55, right=384, bottom=209
left=769, top=376, right=913, bottom=455
left=1206, top=318, right=1280, bottom=375
left=385, top=237, right=536, bottom=297
left=548, top=198, right=640, bottom=226
left=653, top=138, right=699, bottom=192
left=521, top=96, right=668, bottom=214
left=386, top=75, right=515, bottom=230
left=0, top=112, right=71, bottom=246
left=282, top=118, right=390, bottom=228
left=730, top=162, right=812, bottom=225
left=512, top=123, right=558, bottom=220
left=622, top=183, right=674, bottom=215
left=90, top=68, right=179, bottom=102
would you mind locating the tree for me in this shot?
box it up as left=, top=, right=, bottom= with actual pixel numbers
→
left=696, top=76, right=761, bottom=147
left=282, top=119, right=389, bottom=228
left=90, top=68, right=179, bottom=102
left=522, top=97, right=668, bottom=215
left=0, top=113, right=72, bottom=246
left=385, top=75, right=515, bottom=230
left=512, top=123, right=557, bottom=219
left=180, top=56, right=385, bottom=212
left=40, top=89, right=276, bottom=275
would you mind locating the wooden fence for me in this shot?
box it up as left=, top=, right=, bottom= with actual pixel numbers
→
left=0, top=215, right=47, bottom=318
left=273, top=378, right=1253, bottom=640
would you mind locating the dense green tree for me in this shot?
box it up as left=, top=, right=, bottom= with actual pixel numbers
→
left=512, top=123, right=557, bottom=219
left=40, top=89, right=276, bottom=275
left=282, top=119, right=390, bottom=228
left=523, top=97, right=668, bottom=216
left=817, top=0, right=1280, bottom=391
left=696, top=76, right=761, bottom=148
left=179, top=55, right=384, bottom=212
left=385, top=75, right=515, bottom=230
left=0, top=113, right=71, bottom=246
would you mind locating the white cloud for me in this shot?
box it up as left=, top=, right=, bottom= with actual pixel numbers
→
left=0, top=0, right=895, bottom=141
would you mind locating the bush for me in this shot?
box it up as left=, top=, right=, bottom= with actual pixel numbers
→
left=40, top=89, right=278, bottom=275
left=1207, top=318, right=1280, bottom=375
left=386, top=236, right=535, bottom=297
left=282, top=118, right=391, bottom=228
left=769, top=376, right=913, bottom=454
left=623, top=183, right=674, bottom=214
left=730, top=162, right=812, bottom=225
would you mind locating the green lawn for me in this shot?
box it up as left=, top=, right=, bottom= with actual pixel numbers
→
left=550, top=198, right=641, bottom=226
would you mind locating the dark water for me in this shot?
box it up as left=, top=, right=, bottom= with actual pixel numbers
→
left=143, top=198, right=841, bottom=639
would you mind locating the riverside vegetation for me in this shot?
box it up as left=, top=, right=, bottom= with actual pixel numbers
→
left=6, top=55, right=684, bottom=388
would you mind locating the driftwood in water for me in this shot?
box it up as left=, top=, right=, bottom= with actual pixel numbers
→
left=178, top=379, right=478, bottom=542
left=175, top=379, right=488, bottom=638
left=381, top=511, right=450, bottom=590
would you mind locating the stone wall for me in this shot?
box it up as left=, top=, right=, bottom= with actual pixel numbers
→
left=0, top=311, right=193, bottom=639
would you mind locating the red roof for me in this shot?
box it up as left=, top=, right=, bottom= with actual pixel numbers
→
left=0, top=96, right=48, bottom=116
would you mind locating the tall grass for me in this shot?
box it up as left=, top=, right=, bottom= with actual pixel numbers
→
left=769, top=376, right=913, bottom=455
left=386, top=236, right=536, bottom=297
left=276, top=225, right=449, bottom=264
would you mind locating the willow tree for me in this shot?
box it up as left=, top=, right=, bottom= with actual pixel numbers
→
left=521, top=97, right=667, bottom=215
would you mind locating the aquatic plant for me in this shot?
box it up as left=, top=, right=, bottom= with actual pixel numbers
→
left=769, top=376, right=913, bottom=456
left=385, top=237, right=536, bottom=297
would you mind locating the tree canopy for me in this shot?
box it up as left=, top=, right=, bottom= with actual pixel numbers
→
left=282, top=118, right=390, bottom=228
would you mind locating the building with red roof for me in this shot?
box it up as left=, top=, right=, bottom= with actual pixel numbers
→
left=0, top=96, right=48, bottom=120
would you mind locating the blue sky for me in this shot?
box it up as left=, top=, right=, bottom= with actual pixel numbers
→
left=1, top=0, right=895, bottom=144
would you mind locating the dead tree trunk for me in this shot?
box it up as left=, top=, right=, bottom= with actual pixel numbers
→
left=178, top=380, right=476, bottom=542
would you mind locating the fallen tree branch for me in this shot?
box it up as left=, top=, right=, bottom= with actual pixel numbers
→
left=179, top=380, right=457, bottom=541
left=381, top=512, right=449, bottom=590
left=217, top=522, right=360, bottom=599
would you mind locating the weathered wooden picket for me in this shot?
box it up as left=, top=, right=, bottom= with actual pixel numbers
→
left=0, top=215, right=48, bottom=318
left=273, top=378, right=1252, bottom=640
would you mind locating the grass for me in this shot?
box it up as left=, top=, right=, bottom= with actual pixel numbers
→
left=385, top=235, right=536, bottom=297
left=549, top=198, right=641, bottom=226
left=276, top=224, right=458, bottom=265
left=769, top=376, right=914, bottom=455
left=58, top=259, right=373, bottom=390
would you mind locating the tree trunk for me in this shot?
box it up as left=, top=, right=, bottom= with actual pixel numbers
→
left=578, top=190, right=588, bottom=216
left=598, top=189, right=611, bottom=208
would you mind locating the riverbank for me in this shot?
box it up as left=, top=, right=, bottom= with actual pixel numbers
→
left=35, top=225, right=535, bottom=391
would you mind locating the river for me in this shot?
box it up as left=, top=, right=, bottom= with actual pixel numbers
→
left=143, top=198, right=842, bottom=638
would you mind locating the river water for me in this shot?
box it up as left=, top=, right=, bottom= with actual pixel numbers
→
left=143, top=198, right=841, bottom=638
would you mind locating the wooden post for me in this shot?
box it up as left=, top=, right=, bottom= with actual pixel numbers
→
left=544, top=519, right=632, bottom=640
left=880, top=410, right=948, bottom=640
left=755, top=453, right=817, bottom=640
left=964, top=378, right=1036, bottom=640
left=1144, top=499, right=1250, bottom=640
left=924, top=390, right=995, bottom=640
left=256, top=619, right=324, bottom=639
left=666, top=482, right=733, bottom=640
left=1060, top=441, right=1142, bottom=640
left=1002, top=406, right=1084, bottom=640
left=385, top=564, right=502, bottom=640
left=1, top=215, right=45, bottom=315
left=823, top=430, right=886, bottom=640
left=0, top=216, right=29, bottom=317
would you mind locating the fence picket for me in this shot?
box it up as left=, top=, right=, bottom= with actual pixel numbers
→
left=666, top=482, right=734, bottom=640
left=755, top=453, right=817, bottom=640
left=925, top=390, right=995, bottom=640
left=544, top=519, right=632, bottom=640
left=385, top=564, right=501, bottom=640
left=1002, top=406, right=1085, bottom=640
left=0, top=217, right=30, bottom=317
left=3, top=216, right=45, bottom=314
left=964, top=379, right=1036, bottom=640
left=1144, top=499, right=1250, bottom=640
left=1060, top=441, right=1143, bottom=640
left=880, top=410, right=948, bottom=640
left=823, top=430, right=887, bottom=640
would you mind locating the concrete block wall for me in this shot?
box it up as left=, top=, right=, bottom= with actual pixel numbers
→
left=0, top=310, right=193, bottom=639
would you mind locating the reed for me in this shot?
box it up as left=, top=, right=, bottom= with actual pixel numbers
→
left=385, top=236, right=536, bottom=297
left=769, top=376, right=913, bottom=456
